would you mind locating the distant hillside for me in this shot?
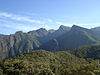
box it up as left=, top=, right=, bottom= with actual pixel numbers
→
left=70, top=44, right=100, bottom=59
left=0, top=34, right=6, bottom=38
left=91, top=26, right=100, bottom=41
left=0, top=25, right=100, bottom=60
left=0, top=31, right=40, bottom=60
left=91, top=26, right=100, bottom=32
left=40, top=25, right=99, bottom=51
left=0, top=25, right=71, bottom=60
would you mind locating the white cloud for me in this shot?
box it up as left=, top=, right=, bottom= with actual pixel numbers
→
left=47, top=19, right=53, bottom=23
left=0, top=19, right=38, bottom=31
left=56, top=22, right=72, bottom=27
left=0, top=11, right=100, bottom=34
left=42, top=24, right=51, bottom=29
left=0, top=12, right=44, bottom=24
left=14, top=25, right=38, bottom=31
left=0, top=12, right=55, bottom=32
left=71, top=16, right=80, bottom=19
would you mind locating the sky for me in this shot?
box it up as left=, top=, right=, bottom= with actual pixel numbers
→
left=0, top=0, right=100, bottom=34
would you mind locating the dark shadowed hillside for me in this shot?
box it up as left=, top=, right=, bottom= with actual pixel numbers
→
left=70, top=44, right=100, bottom=59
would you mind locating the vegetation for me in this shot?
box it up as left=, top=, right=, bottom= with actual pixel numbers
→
left=0, top=50, right=99, bottom=75
left=70, top=44, right=100, bottom=59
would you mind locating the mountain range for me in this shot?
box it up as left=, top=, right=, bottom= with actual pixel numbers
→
left=0, top=25, right=100, bottom=60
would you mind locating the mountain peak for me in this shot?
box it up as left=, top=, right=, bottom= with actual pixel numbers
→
left=37, top=28, right=47, bottom=32
left=72, top=25, right=80, bottom=28
left=59, top=25, right=66, bottom=28
left=58, top=25, right=71, bottom=31
left=71, top=25, right=81, bottom=31
left=36, top=28, right=48, bottom=36
left=71, top=25, right=88, bottom=31
left=15, top=31, right=24, bottom=34
left=91, top=26, right=100, bottom=32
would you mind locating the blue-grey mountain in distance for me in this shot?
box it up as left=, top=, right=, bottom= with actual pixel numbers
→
left=0, top=25, right=100, bottom=60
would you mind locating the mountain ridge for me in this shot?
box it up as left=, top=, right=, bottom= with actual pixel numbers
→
left=0, top=25, right=100, bottom=60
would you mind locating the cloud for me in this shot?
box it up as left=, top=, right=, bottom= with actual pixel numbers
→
left=13, top=25, right=38, bottom=31
left=56, top=22, right=72, bottom=27
left=0, top=11, right=100, bottom=34
left=0, top=19, right=38, bottom=31
left=47, top=19, right=53, bottom=23
left=0, top=12, right=44, bottom=24
left=71, top=16, right=80, bottom=19
left=0, top=12, right=55, bottom=32
left=42, top=24, right=51, bottom=29
left=63, top=16, right=69, bottom=18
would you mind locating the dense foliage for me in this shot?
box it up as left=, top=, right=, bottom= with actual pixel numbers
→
left=0, top=50, right=100, bottom=75
left=70, top=44, right=100, bottom=59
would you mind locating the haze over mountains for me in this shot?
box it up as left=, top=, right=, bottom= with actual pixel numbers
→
left=0, top=25, right=100, bottom=60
